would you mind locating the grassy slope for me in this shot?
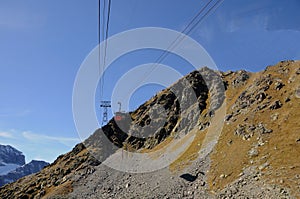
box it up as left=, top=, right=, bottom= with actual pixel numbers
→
left=168, top=61, right=300, bottom=197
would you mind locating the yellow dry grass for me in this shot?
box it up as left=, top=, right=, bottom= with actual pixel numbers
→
left=163, top=61, right=300, bottom=197
left=208, top=61, right=300, bottom=197
left=169, top=129, right=207, bottom=172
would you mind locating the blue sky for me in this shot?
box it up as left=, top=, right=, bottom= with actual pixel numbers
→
left=0, top=0, right=299, bottom=163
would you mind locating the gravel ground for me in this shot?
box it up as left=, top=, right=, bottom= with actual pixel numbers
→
left=60, top=154, right=296, bottom=199
left=67, top=155, right=212, bottom=199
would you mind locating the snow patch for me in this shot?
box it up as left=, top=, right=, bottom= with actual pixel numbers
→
left=0, top=163, right=20, bottom=175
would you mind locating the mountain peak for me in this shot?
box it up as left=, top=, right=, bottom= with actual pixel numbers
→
left=0, top=144, right=25, bottom=166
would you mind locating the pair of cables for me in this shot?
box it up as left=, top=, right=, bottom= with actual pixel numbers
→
left=138, top=0, right=224, bottom=84
left=99, top=0, right=112, bottom=103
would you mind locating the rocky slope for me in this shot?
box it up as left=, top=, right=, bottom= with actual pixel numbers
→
left=0, top=145, right=49, bottom=187
left=0, top=61, right=299, bottom=199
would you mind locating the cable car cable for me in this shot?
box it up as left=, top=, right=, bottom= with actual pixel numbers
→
left=137, top=0, right=224, bottom=86
left=101, top=0, right=112, bottom=101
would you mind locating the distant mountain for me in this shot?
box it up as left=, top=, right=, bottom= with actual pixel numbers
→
left=0, top=160, right=49, bottom=187
left=0, top=145, right=25, bottom=166
left=0, top=144, right=49, bottom=187
left=0, top=145, right=25, bottom=175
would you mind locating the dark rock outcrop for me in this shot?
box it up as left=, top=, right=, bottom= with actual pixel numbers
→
left=84, top=67, right=225, bottom=161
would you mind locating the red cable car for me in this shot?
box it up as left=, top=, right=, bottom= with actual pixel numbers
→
left=114, top=102, right=125, bottom=121
left=114, top=112, right=123, bottom=121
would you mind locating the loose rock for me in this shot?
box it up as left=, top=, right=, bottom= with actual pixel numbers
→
left=269, top=100, right=282, bottom=110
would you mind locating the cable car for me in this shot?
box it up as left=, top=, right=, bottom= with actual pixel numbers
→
left=114, top=112, right=125, bottom=121
left=114, top=102, right=125, bottom=121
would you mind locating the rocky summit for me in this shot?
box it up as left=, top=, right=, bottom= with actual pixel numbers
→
left=0, top=61, right=300, bottom=199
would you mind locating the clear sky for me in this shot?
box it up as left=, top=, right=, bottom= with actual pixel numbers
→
left=0, top=0, right=299, bottom=163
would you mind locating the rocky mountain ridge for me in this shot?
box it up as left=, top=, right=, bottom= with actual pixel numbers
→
left=0, top=61, right=299, bottom=198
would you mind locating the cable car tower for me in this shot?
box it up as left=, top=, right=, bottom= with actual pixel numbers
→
left=100, top=100, right=111, bottom=123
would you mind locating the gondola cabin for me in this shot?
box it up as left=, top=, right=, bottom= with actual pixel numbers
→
left=114, top=102, right=125, bottom=121
left=114, top=112, right=125, bottom=121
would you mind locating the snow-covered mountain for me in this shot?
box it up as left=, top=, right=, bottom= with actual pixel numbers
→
left=0, top=144, right=49, bottom=187
left=0, top=145, right=25, bottom=175
left=0, top=160, right=49, bottom=186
